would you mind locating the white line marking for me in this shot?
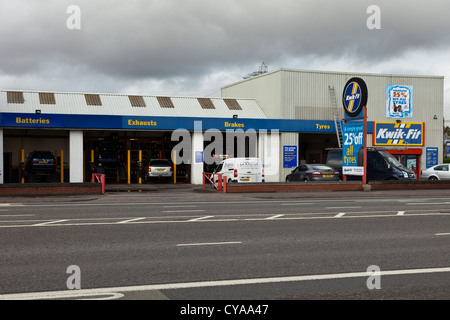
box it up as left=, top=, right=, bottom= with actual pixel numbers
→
left=0, top=214, right=34, bottom=217
left=163, top=210, right=205, bottom=213
left=32, top=219, right=68, bottom=226
left=3, top=266, right=450, bottom=300
left=0, top=211, right=449, bottom=229
left=435, top=233, right=450, bottom=236
left=68, top=292, right=125, bottom=300
left=397, top=211, right=405, bottom=216
left=188, top=216, right=214, bottom=222
left=163, top=205, right=197, bottom=208
left=334, top=213, right=346, bottom=218
left=407, top=202, right=450, bottom=205
left=266, top=214, right=285, bottom=220
left=176, top=241, right=242, bottom=247
left=201, top=219, right=240, bottom=222
left=117, top=218, right=146, bottom=224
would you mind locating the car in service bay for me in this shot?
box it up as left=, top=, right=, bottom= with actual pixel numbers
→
left=97, top=148, right=120, bottom=168
left=25, top=150, right=57, bottom=174
left=24, top=150, right=57, bottom=182
left=145, top=159, right=173, bottom=181
left=285, top=164, right=340, bottom=182
left=420, top=164, right=450, bottom=181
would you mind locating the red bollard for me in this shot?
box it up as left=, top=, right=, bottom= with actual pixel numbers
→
left=202, top=172, right=206, bottom=190
left=100, top=174, right=105, bottom=195
left=91, top=173, right=105, bottom=195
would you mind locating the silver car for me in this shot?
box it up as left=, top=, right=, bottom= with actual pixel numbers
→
left=146, top=159, right=173, bottom=181
left=420, top=164, right=450, bottom=181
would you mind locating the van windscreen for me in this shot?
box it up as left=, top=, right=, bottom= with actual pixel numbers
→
left=379, top=151, right=405, bottom=168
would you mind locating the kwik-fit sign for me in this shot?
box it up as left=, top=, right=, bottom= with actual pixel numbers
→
left=341, top=77, right=368, bottom=177
left=342, top=77, right=368, bottom=118
left=373, top=122, right=424, bottom=146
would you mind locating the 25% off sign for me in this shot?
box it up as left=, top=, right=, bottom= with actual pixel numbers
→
left=342, top=122, right=365, bottom=176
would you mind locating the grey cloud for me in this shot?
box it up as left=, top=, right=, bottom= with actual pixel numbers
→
left=0, top=0, right=449, bottom=92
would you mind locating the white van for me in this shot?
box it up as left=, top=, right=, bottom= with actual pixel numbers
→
left=214, top=157, right=264, bottom=183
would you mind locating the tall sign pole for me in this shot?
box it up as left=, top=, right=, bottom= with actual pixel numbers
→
left=342, top=77, right=368, bottom=185
left=363, top=106, right=367, bottom=185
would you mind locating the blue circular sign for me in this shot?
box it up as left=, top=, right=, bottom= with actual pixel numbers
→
left=342, top=77, right=368, bottom=117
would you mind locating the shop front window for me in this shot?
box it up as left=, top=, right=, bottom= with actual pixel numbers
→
left=394, top=154, right=417, bottom=172
left=406, top=155, right=417, bottom=171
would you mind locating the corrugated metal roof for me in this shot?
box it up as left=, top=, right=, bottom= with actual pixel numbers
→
left=0, top=90, right=268, bottom=119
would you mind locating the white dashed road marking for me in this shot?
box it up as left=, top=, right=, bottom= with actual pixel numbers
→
left=117, top=217, right=146, bottom=224
left=0, top=211, right=448, bottom=229
left=32, top=219, right=68, bottom=226
left=188, top=216, right=214, bottom=222
left=266, top=214, right=285, bottom=220
left=163, top=210, right=205, bottom=213
left=177, top=241, right=242, bottom=247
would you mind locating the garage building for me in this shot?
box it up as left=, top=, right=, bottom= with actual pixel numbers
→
left=0, top=91, right=287, bottom=184
left=0, top=68, right=444, bottom=185
left=221, top=68, right=444, bottom=180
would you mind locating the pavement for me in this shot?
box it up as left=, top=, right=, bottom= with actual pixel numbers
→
left=1, top=181, right=450, bottom=204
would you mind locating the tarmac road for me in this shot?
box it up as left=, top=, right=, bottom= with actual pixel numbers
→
left=0, top=184, right=449, bottom=302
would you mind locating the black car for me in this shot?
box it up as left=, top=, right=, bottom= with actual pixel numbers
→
left=286, top=164, right=340, bottom=182
left=25, top=151, right=57, bottom=174
left=25, top=151, right=58, bottom=182
left=98, top=148, right=120, bottom=168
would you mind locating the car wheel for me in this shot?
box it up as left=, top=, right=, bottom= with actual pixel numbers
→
left=286, top=177, right=290, bottom=182
left=429, top=176, right=438, bottom=181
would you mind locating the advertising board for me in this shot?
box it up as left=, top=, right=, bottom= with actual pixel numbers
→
left=373, top=122, right=424, bottom=146
left=283, top=146, right=297, bottom=169
left=386, top=85, right=413, bottom=119
left=342, top=122, right=364, bottom=176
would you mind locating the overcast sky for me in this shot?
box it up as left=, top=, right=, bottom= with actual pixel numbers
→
left=1, top=0, right=449, bottom=119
